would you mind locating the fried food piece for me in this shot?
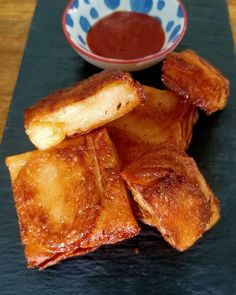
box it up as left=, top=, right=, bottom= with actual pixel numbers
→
left=121, top=144, right=220, bottom=251
left=107, top=85, right=198, bottom=165
left=6, top=129, right=139, bottom=269
left=135, top=194, right=220, bottom=233
left=24, top=69, right=145, bottom=150
left=162, top=50, right=229, bottom=115
left=206, top=195, right=220, bottom=231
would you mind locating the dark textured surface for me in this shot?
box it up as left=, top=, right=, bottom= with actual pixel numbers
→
left=0, top=0, right=236, bottom=294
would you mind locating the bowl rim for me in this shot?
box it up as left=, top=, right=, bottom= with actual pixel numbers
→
left=62, top=0, right=187, bottom=65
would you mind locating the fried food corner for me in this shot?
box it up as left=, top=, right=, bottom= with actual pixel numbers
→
left=121, top=144, right=220, bottom=251
left=6, top=128, right=139, bottom=269
left=162, top=50, right=229, bottom=115
left=24, top=69, right=145, bottom=150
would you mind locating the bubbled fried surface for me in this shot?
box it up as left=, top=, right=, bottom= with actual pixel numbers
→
left=162, top=50, right=229, bottom=115
left=80, top=129, right=139, bottom=248
left=7, top=135, right=102, bottom=268
left=24, top=69, right=145, bottom=128
left=108, top=85, right=198, bottom=165
left=121, top=144, right=220, bottom=251
left=5, top=129, right=139, bottom=269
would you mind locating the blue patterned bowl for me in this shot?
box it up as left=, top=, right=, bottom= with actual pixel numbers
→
left=62, top=0, right=187, bottom=71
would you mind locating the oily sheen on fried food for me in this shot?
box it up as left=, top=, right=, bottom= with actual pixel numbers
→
left=5, top=51, right=229, bottom=269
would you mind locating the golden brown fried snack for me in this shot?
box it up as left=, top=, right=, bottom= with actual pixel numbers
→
left=24, top=69, right=145, bottom=150
left=162, top=50, right=229, bottom=115
left=107, top=85, right=198, bottom=165
left=121, top=144, right=220, bottom=251
left=206, top=195, right=220, bottom=231
left=6, top=129, right=139, bottom=269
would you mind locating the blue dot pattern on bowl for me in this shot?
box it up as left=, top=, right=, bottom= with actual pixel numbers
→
left=104, top=0, right=120, bottom=10
left=78, top=35, right=86, bottom=45
left=166, top=20, right=174, bottom=32
left=79, top=16, right=91, bottom=33
left=168, top=24, right=181, bottom=42
left=177, top=4, right=184, bottom=17
left=157, top=0, right=165, bottom=10
left=65, top=0, right=186, bottom=54
left=66, top=14, right=74, bottom=27
left=71, top=0, right=79, bottom=9
left=90, top=7, right=99, bottom=19
left=130, top=0, right=153, bottom=14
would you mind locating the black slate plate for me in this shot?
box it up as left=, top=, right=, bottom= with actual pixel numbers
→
left=1, top=1, right=236, bottom=294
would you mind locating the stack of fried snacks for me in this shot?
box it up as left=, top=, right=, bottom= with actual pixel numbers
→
left=5, top=51, right=229, bottom=269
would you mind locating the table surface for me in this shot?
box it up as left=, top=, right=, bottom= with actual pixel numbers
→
left=0, top=0, right=235, bottom=143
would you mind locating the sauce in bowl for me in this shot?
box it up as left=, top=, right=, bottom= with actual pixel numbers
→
left=87, top=11, right=165, bottom=60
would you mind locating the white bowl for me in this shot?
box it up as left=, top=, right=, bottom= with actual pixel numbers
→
left=62, top=0, right=187, bottom=72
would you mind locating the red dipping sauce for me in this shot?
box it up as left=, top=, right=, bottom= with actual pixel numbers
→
left=87, top=11, right=165, bottom=60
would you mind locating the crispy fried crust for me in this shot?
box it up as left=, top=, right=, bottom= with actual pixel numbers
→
left=121, top=144, right=220, bottom=251
left=6, top=129, right=139, bottom=269
left=206, top=195, right=220, bottom=231
left=80, top=129, right=139, bottom=248
left=108, top=85, right=198, bottom=165
left=162, top=50, right=229, bottom=115
left=24, top=69, right=145, bottom=150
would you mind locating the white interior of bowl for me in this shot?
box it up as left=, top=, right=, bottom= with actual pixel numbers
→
left=65, top=0, right=186, bottom=58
